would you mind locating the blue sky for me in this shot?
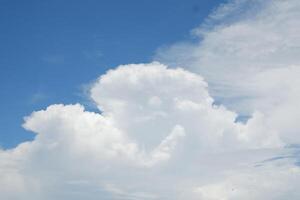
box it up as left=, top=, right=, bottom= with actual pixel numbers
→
left=0, top=0, right=224, bottom=148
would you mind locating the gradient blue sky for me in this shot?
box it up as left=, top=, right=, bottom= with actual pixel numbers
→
left=0, top=0, right=225, bottom=148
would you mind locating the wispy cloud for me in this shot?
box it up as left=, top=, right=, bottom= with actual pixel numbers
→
left=41, top=54, right=65, bottom=64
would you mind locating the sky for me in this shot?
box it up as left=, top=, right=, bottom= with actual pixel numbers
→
left=1, top=0, right=300, bottom=200
left=0, top=0, right=224, bottom=148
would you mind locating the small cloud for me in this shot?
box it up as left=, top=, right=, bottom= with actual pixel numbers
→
left=41, top=54, right=65, bottom=64
left=83, top=50, right=103, bottom=60
left=28, top=92, right=47, bottom=104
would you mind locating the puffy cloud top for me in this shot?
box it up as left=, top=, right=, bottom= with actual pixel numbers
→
left=0, top=62, right=296, bottom=199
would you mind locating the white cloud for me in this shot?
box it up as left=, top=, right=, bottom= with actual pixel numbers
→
left=0, top=63, right=291, bottom=199
left=156, top=0, right=300, bottom=114
left=193, top=164, right=300, bottom=200
left=1, top=0, right=300, bottom=199
left=156, top=0, right=300, bottom=149
left=0, top=63, right=296, bottom=199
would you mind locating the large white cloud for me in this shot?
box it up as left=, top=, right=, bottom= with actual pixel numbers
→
left=1, top=0, right=300, bottom=199
left=0, top=62, right=297, bottom=199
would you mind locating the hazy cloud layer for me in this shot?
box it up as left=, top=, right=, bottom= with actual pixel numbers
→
left=156, top=0, right=300, bottom=114
left=1, top=0, right=300, bottom=199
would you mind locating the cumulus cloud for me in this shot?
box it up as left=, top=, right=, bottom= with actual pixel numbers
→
left=1, top=0, right=300, bottom=199
left=0, top=62, right=297, bottom=199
